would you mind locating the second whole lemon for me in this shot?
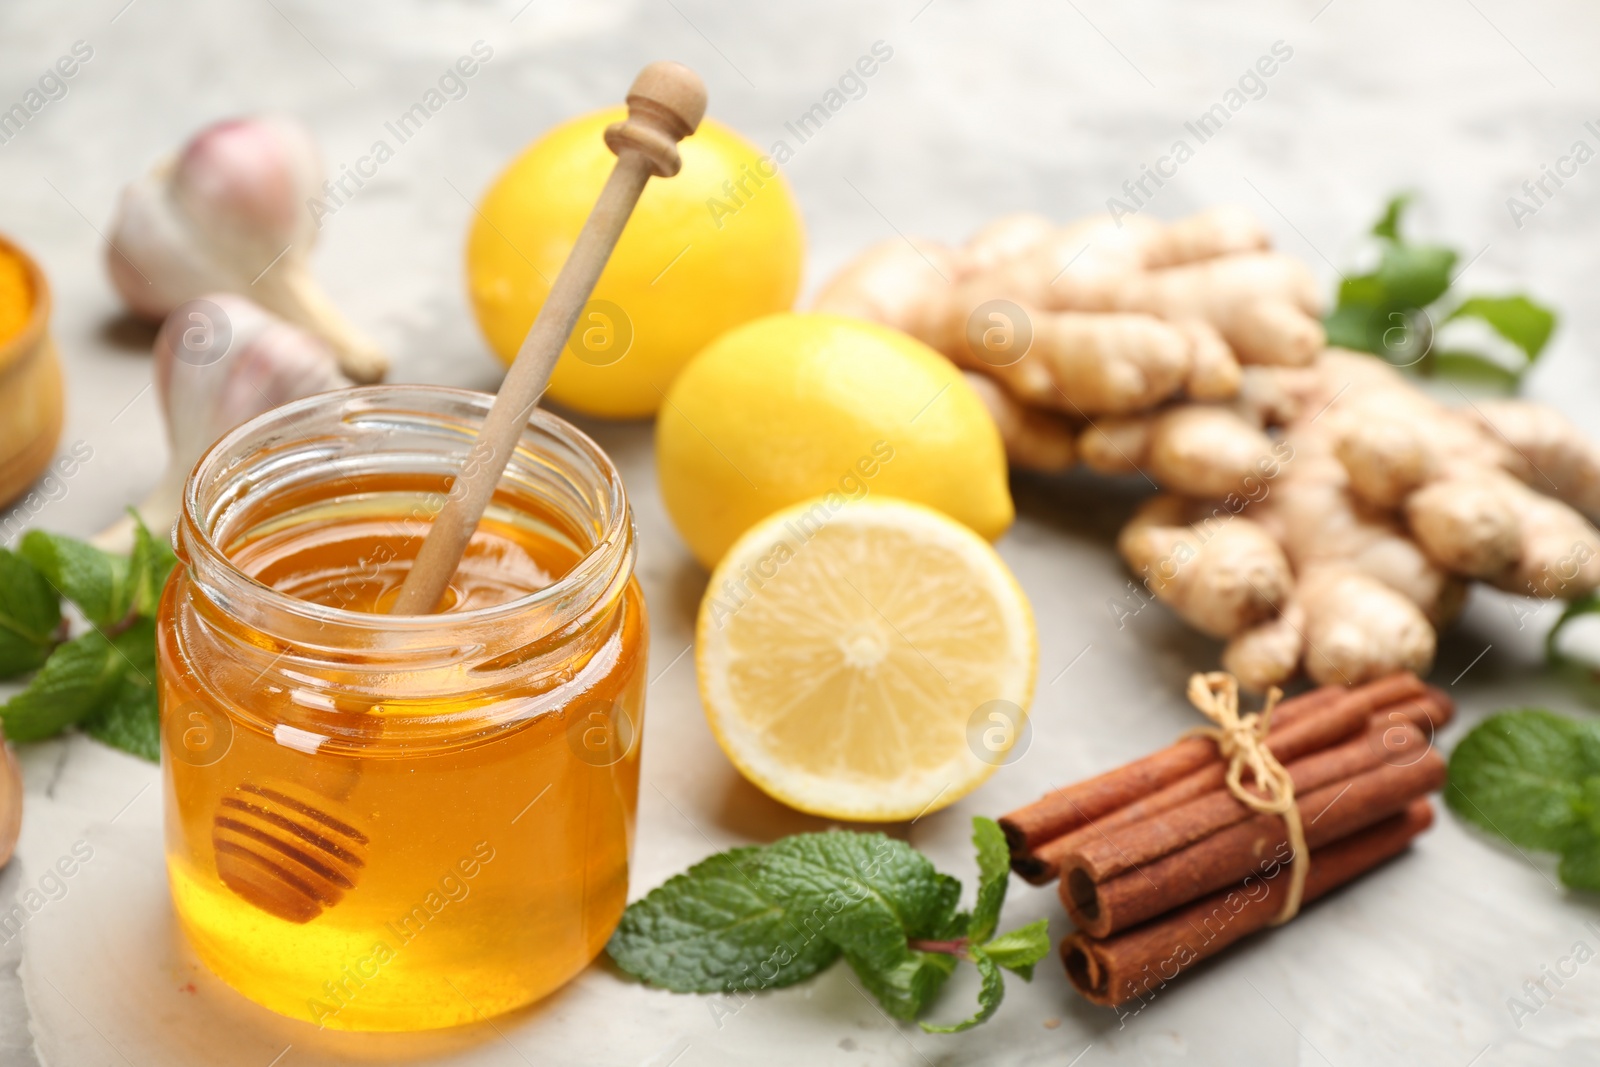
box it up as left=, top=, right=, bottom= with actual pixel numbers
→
left=656, top=312, right=1015, bottom=568
left=466, top=108, right=804, bottom=418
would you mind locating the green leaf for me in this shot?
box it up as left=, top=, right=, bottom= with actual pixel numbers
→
left=81, top=669, right=159, bottom=762
left=1371, top=194, right=1411, bottom=241
left=1428, top=350, right=1522, bottom=390
left=128, top=515, right=178, bottom=617
left=919, top=944, right=1004, bottom=1034
left=752, top=832, right=958, bottom=974
left=18, top=531, right=133, bottom=628
left=1335, top=272, right=1389, bottom=310
left=1445, top=709, right=1597, bottom=852
left=845, top=947, right=958, bottom=1021
left=1577, top=776, right=1600, bottom=836
left=0, top=630, right=126, bottom=742
left=1558, top=830, right=1600, bottom=892
left=606, top=824, right=1030, bottom=1033
left=81, top=618, right=159, bottom=762
left=967, top=817, right=1010, bottom=944
left=1447, top=295, right=1557, bottom=364
left=606, top=846, right=840, bottom=994
left=980, top=918, right=1050, bottom=980
left=1323, top=297, right=1385, bottom=353
left=0, top=547, right=61, bottom=679
left=747, top=831, right=964, bottom=1021
left=110, top=614, right=156, bottom=666
left=1375, top=243, right=1457, bottom=311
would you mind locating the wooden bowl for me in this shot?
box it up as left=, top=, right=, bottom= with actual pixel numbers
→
left=0, top=234, right=63, bottom=510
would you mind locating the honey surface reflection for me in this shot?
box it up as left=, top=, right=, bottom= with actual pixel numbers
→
left=160, top=486, right=647, bottom=1031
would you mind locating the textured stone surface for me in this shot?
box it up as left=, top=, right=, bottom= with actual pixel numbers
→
left=2, top=0, right=1599, bottom=1063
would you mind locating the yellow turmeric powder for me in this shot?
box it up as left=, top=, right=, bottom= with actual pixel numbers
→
left=0, top=247, right=33, bottom=348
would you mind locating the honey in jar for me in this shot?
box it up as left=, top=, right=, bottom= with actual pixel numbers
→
left=159, top=386, right=646, bottom=1030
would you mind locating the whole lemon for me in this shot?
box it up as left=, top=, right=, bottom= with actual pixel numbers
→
left=657, top=312, right=1014, bottom=568
left=466, top=108, right=804, bottom=418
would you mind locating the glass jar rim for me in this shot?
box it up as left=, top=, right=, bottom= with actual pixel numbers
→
left=179, top=384, right=632, bottom=639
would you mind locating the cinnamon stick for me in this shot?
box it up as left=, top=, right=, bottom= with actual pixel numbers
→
left=1066, top=717, right=1419, bottom=886
left=1061, top=798, right=1433, bottom=1008
left=1009, top=678, right=1447, bottom=884
left=1061, top=745, right=1444, bottom=937
left=999, top=680, right=1387, bottom=859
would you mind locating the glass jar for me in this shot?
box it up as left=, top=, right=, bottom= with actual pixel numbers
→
left=158, top=385, right=647, bottom=1031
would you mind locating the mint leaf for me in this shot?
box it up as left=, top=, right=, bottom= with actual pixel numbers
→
left=1323, top=299, right=1385, bottom=352
left=0, top=630, right=126, bottom=742
left=846, top=946, right=958, bottom=1021
left=981, top=918, right=1050, bottom=980
left=81, top=619, right=159, bottom=762
left=128, top=515, right=178, bottom=617
left=19, top=531, right=133, bottom=628
left=607, top=847, right=840, bottom=994
left=1375, top=243, right=1456, bottom=311
left=1446, top=709, right=1596, bottom=852
left=752, top=832, right=957, bottom=974
left=1559, top=831, right=1600, bottom=893
left=1429, top=350, right=1522, bottom=390
left=0, top=547, right=61, bottom=679
left=967, top=817, right=1009, bottom=944
left=1371, top=193, right=1411, bottom=241
left=82, top=668, right=159, bottom=762
left=920, top=944, right=1004, bottom=1034
left=1447, top=295, right=1556, bottom=365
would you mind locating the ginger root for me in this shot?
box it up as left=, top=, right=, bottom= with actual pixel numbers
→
left=1117, top=496, right=1291, bottom=638
left=817, top=205, right=1600, bottom=692
left=813, top=206, right=1324, bottom=438
left=1079, top=405, right=1279, bottom=500
left=1122, top=349, right=1600, bottom=690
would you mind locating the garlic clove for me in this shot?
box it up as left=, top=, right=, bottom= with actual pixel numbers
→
left=171, top=116, right=319, bottom=260
left=106, top=116, right=389, bottom=382
left=106, top=163, right=220, bottom=320
left=93, top=294, right=351, bottom=552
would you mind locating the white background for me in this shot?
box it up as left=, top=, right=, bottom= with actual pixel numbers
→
left=2, top=0, right=1599, bottom=1063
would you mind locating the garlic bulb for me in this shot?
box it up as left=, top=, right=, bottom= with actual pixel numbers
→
left=93, top=294, right=351, bottom=552
left=107, top=116, right=388, bottom=383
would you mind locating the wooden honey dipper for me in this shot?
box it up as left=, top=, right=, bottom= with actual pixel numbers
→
left=212, top=62, right=708, bottom=924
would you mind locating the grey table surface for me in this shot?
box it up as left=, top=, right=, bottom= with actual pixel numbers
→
left=3, top=0, right=1600, bottom=1063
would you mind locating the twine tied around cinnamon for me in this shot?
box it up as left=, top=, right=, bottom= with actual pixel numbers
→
left=1182, top=671, right=1308, bottom=925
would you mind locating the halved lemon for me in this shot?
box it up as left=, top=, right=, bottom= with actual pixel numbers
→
left=696, top=496, right=1037, bottom=821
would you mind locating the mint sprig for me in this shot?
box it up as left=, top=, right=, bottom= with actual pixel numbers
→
left=1446, top=708, right=1600, bottom=889
left=0, top=514, right=175, bottom=761
left=1326, top=193, right=1557, bottom=386
left=0, top=547, right=62, bottom=679
left=606, top=817, right=1050, bottom=1033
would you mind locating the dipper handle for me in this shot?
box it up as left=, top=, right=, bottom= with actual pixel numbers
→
left=390, top=62, right=705, bottom=615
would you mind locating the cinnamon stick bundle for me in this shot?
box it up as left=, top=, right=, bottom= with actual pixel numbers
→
left=1060, top=741, right=1445, bottom=937
left=1066, top=717, right=1421, bottom=888
left=999, top=682, right=1355, bottom=857
left=1003, top=675, right=1450, bottom=884
left=1061, top=799, right=1434, bottom=1008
